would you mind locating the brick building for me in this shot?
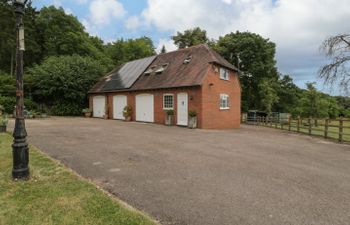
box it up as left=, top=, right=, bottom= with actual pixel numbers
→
left=88, top=44, right=241, bottom=129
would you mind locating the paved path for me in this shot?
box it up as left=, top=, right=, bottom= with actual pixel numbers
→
left=8, top=117, right=350, bottom=225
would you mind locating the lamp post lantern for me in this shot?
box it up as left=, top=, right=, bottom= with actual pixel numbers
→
left=12, top=0, right=29, bottom=180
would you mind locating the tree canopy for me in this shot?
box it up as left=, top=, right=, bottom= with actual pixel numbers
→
left=172, top=27, right=209, bottom=49
left=215, top=31, right=278, bottom=111
left=29, top=55, right=107, bottom=115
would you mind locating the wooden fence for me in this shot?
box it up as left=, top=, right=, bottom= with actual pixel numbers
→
left=242, top=116, right=350, bottom=143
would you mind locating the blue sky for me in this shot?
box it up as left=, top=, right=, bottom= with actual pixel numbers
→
left=31, top=0, right=350, bottom=95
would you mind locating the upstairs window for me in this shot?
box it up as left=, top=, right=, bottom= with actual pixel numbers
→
left=220, top=67, right=229, bottom=80
left=220, top=94, right=230, bottom=110
left=163, top=94, right=174, bottom=110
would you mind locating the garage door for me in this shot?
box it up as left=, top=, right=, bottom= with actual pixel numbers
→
left=136, top=94, right=154, bottom=122
left=93, top=95, right=106, bottom=118
left=113, top=95, right=127, bottom=120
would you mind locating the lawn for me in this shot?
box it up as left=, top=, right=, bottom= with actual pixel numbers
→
left=0, top=133, right=158, bottom=225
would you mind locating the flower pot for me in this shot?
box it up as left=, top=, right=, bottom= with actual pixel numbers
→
left=124, top=116, right=131, bottom=122
left=84, top=112, right=92, bottom=118
left=165, top=115, right=174, bottom=126
left=188, top=116, right=197, bottom=129
left=0, top=125, right=6, bottom=133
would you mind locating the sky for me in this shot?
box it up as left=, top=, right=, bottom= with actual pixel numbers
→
left=31, top=0, right=350, bottom=95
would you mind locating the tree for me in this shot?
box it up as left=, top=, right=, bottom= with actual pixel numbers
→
left=274, top=75, right=302, bottom=113
left=215, top=31, right=278, bottom=111
left=258, top=78, right=279, bottom=114
left=320, top=34, right=350, bottom=92
left=0, top=1, right=41, bottom=73
left=160, top=45, right=166, bottom=54
left=105, top=37, right=155, bottom=66
left=29, top=55, right=107, bottom=115
left=172, top=27, right=209, bottom=49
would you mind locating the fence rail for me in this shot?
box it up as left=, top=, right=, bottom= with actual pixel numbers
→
left=242, top=116, right=350, bottom=143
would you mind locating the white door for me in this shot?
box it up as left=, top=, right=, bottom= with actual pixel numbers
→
left=113, top=95, right=127, bottom=120
left=93, top=95, right=106, bottom=118
left=177, top=93, right=188, bottom=126
left=136, top=94, right=154, bottom=122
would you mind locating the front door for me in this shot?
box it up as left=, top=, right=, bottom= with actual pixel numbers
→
left=177, top=93, right=188, bottom=126
left=113, top=95, right=127, bottom=120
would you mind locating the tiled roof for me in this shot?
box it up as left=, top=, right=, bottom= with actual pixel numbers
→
left=89, top=44, right=237, bottom=93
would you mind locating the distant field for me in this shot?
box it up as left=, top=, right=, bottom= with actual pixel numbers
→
left=247, top=118, right=350, bottom=143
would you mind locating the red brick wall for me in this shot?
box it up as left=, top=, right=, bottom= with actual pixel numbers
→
left=96, top=87, right=203, bottom=127
left=200, top=64, right=241, bottom=129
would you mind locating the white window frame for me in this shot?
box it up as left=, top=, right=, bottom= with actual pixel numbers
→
left=163, top=94, right=174, bottom=110
left=220, top=67, right=229, bottom=80
left=220, top=94, right=230, bottom=110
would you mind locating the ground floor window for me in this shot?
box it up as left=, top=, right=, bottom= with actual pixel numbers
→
left=220, top=94, right=230, bottom=110
left=163, top=94, right=174, bottom=110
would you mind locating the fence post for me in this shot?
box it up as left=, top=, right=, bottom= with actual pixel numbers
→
left=275, top=116, right=278, bottom=129
left=308, top=117, right=312, bottom=135
left=339, top=117, right=344, bottom=143
left=324, top=118, right=329, bottom=139
left=297, top=116, right=300, bottom=133
left=288, top=116, right=291, bottom=131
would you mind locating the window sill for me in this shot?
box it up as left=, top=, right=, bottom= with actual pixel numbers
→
left=219, top=78, right=230, bottom=81
left=163, top=108, right=174, bottom=110
left=220, top=108, right=230, bottom=110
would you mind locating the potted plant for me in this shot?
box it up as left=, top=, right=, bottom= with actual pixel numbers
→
left=123, top=106, right=132, bottom=121
left=188, top=110, right=197, bottom=129
left=165, top=110, right=174, bottom=126
left=82, top=108, right=92, bottom=118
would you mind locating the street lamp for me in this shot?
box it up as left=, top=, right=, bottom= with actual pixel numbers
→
left=12, top=0, right=29, bottom=180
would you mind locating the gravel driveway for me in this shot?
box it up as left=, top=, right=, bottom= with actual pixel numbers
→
left=8, top=117, right=350, bottom=225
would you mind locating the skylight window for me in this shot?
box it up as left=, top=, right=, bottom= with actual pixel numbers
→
left=155, top=63, right=169, bottom=74
left=183, top=56, right=192, bottom=64
left=144, top=66, right=156, bottom=75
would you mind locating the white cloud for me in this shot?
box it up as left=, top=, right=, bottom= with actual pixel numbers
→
left=125, top=16, right=140, bottom=30
left=156, top=39, right=177, bottom=53
left=141, top=0, right=350, bottom=84
left=89, top=0, right=126, bottom=25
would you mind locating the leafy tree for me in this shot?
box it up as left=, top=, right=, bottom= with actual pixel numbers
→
left=258, top=78, right=279, bottom=114
left=215, top=31, right=278, bottom=111
left=273, top=75, right=302, bottom=113
left=0, top=1, right=41, bottom=73
left=105, top=37, right=155, bottom=66
left=320, top=34, right=350, bottom=92
left=172, top=27, right=209, bottom=49
left=29, top=55, right=107, bottom=115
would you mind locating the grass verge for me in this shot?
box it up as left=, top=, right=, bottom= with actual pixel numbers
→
left=0, top=133, right=158, bottom=225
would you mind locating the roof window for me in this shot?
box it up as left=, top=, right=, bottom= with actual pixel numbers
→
left=155, top=63, right=169, bottom=74
left=144, top=66, right=156, bottom=75
left=183, top=56, right=192, bottom=64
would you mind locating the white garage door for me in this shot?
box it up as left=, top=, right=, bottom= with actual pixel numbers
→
left=93, top=95, right=106, bottom=118
left=136, top=94, right=154, bottom=122
left=113, top=95, right=127, bottom=120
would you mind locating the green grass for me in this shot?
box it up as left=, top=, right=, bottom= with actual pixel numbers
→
left=0, top=133, right=159, bottom=225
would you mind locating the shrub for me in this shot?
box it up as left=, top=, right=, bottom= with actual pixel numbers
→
left=123, top=106, right=132, bottom=117
left=189, top=110, right=197, bottom=117
left=165, top=110, right=174, bottom=116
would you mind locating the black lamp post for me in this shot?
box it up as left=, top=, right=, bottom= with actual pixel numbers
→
left=12, top=0, right=29, bottom=180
